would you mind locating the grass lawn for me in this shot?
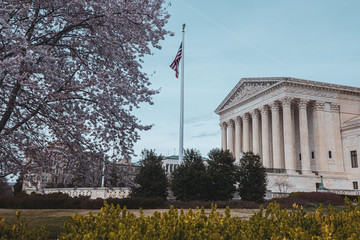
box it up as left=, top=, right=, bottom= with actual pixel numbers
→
left=2, top=209, right=69, bottom=239
left=0, top=209, right=100, bottom=239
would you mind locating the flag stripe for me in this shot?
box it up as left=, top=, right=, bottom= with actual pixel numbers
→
left=170, top=43, right=182, bottom=78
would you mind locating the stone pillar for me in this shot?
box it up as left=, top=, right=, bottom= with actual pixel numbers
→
left=313, top=101, right=328, bottom=172
left=271, top=102, right=282, bottom=169
left=261, top=106, right=271, bottom=168
left=330, top=103, right=344, bottom=172
left=282, top=97, right=296, bottom=174
left=243, top=113, right=250, bottom=152
left=220, top=122, right=227, bottom=150
left=228, top=119, right=235, bottom=154
left=298, top=99, right=312, bottom=174
left=235, top=117, right=242, bottom=159
left=252, top=109, right=261, bottom=156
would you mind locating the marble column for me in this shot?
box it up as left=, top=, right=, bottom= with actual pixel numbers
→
left=261, top=106, right=271, bottom=168
left=331, top=103, right=344, bottom=172
left=252, top=109, right=261, bottom=156
left=220, top=122, right=227, bottom=150
left=313, top=101, right=328, bottom=172
left=243, top=113, right=250, bottom=152
left=298, top=99, right=312, bottom=174
left=271, top=102, right=282, bottom=169
left=235, top=117, right=242, bottom=159
left=228, top=120, right=235, bottom=154
left=282, top=97, right=296, bottom=174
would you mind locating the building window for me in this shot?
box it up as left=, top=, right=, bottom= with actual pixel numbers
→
left=312, top=152, right=315, bottom=159
left=166, top=164, right=169, bottom=172
left=42, top=176, right=47, bottom=183
left=299, top=154, right=301, bottom=161
left=328, top=151, right=332, bottom=158
left=351, top=151, right=358, bottom=168
left=353, top=182, right=358, bottom=190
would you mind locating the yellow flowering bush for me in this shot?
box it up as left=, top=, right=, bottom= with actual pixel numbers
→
left=59, top=198, right=360, bottom=240
left=3, top=198, right=360, bottom=239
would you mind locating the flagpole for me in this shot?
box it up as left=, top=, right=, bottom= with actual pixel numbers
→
left=179, top=24, right=185, bottom=164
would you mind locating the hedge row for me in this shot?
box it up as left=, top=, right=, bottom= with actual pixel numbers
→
left=0, top=192, right=165, bottom=209
left=0, top=192, right=345, bottom=209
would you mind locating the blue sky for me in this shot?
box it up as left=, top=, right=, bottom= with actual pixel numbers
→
left=132, top=0, right=360, bottom=160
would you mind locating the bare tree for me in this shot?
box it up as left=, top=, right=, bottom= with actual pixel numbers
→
left=274, top=177, right=295, bottom=193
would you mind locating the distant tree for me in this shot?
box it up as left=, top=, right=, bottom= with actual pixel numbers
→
left=0, top=0, right=171, bottom=178
left=171, top=149, right=209, bottom=201
left=105, top=160, right=135, bottom=188
left=0, top=177, right=12, bottom=197
left=237, top=152, right=267, bottom=202
left=106, top=161, right=123, bottom=187
left=131, top=150, right=168, bottom=199
left=273, top=176, right=294, bottom=193
left=13, top=173, right=23, bottom=195
left=207, top=148, right=237, bottom=200
left=71, top=152, right=104, bottom=187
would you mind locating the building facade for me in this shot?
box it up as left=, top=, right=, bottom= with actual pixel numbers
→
left=215, top=77, right=360, bottom=193
left=23, top=143, right=138, bottom=196
left=162, top=155, right=180, bottom=176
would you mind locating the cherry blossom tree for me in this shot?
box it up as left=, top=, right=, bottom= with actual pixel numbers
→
left=0, top=0, right=171, bottom=177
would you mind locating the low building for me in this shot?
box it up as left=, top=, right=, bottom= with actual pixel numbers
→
left=23, top=143, right=138, bottom=198
left=162, top=155, right=180, bottom=175
left=162, top=155, right=209, bottom=176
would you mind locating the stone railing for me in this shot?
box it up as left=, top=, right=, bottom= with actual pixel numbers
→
left=266, top=168, right=286, bottom=174
left=317, top=188, right=360, bottom=196
left=24, top=187, right=131, bottom=199
left=266, top=191, right=290, bottom=200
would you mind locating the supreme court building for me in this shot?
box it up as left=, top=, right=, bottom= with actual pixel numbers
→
left=215, top=77, right=360, bottom=193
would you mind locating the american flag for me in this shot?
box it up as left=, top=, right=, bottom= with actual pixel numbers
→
left=170, top=43, right=182, bottom=78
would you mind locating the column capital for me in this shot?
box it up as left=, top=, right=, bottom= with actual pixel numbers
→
left=220, top=122, right=227, bottom=129
left=312, top=101, right=325, bottom=110
left=243, top=113, right=251, bottom=122
left=227, top=119, right=235, bottom=128
left=298, top=98, right=310, bottom=109
left=281, top=97, right=294, bottom=107
left=261, top=105, right=270, bottom=114
left=235, top=116, right=242, bottom=124
left=330, top=102, right=340, bottom=111
left=270, top=101, right=280, bottom=111
left=251, top=109, right=260, bottom=119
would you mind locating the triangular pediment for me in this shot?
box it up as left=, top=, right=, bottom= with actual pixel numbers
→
left=215, top=76, right=360, bottom=115
left=215, top=77, right=282, bottom=114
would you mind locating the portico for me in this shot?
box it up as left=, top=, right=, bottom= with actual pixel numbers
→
left=219, top=97, right=326, bottom=175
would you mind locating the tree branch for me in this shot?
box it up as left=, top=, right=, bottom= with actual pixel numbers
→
left=0, top=81, right=21, bottom=133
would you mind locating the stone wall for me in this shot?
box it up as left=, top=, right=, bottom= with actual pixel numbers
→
left=24, top=187, right=131, bottom=199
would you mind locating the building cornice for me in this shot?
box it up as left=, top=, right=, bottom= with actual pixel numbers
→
left=215, top=77, right=360, bottom=115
